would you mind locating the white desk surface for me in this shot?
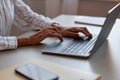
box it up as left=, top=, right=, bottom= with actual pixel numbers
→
left=0, top=15, right=120, bottom=80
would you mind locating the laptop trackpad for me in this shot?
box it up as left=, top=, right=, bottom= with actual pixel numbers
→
left=42, top=37, right=90, bottom=53
left=42, top=38, right=74, bottom=53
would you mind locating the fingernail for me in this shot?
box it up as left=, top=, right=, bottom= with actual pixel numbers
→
left=76, top=34, right=79, bottom=37
left=60, top=36, right=63, bottom=42
left=89, top=34, right=93, bottom=38
left=60, top=38, right=63, bottom=42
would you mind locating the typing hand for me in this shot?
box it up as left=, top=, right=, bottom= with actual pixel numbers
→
left=59, top=27, right=93, bottom=39
left=29, top=27, right=63, bottom=45
left=52, top=23, right=92, bottom=39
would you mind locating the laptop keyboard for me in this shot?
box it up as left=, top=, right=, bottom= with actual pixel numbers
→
left=61, top=35, right=97, bottom=55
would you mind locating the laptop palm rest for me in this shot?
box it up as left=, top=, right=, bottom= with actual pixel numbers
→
left=42, top=36, right=97, bottom=58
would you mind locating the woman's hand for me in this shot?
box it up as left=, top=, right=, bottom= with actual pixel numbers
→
left=17, top=27, right=63, bottom=47
left=30, top=27, right=63, bottom=44
left=52, top=24, right=92, bottom=38
left=60, top=27, right=92, bottom=38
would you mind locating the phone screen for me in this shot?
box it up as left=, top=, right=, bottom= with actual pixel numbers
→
left=15, top=64, right=59, bottom=80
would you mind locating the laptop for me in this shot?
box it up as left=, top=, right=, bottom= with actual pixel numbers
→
left=42, top=3, right=120, bottom=59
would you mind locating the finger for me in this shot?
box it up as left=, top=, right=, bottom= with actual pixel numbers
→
left=62, top=31, right=79, bottom=38
left=47, top=27, right=61, bottom=34
left=49, top=30, right=63, bottom=42
left=52, top=27, right=61, bottom=34
left=80, top=27, right=92, bottom=38
left=56, top=34, right=63, bottom=42
left=68, top=27, right=92, bottom=38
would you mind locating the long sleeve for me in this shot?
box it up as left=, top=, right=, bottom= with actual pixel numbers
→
left=0, top=0, right=18, bottom=51
left=0, top=0, right=55, bottom=51
left=13, top=0, right=55, bottom=31
left=0, top=36, right=18, bottom=51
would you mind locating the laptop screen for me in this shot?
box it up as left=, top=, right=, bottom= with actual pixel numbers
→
left=91, top=3, right=120, bottom=54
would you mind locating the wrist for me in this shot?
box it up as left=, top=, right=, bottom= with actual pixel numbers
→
left=17, top=37, right=31, bottom=47
left=52, top=23, right=64, bottom=31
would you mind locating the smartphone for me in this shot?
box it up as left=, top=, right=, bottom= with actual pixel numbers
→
left=15, top=64, right=59, bottom=80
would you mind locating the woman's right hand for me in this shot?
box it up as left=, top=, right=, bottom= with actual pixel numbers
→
left=29, top=27, right=63, bottom=45
left=17, top=27, right=63, bottom=47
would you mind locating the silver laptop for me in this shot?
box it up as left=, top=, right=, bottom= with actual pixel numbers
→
left=42, top=3, right=120, bottom=59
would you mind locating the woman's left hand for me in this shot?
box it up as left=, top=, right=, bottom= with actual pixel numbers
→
left=52, top=24, right=92, bottom=38
left=60, top=27, right=92, bottom=38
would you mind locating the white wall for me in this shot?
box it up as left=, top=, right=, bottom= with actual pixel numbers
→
left=14, top=0, right=120, bottom=18
left=78, top=0, right=118, bottom=17
left=61, top=0, right=79, bottom=15
left=14, top=0, right=119, bottom=19
left=45, top=0, right=61, bottom=18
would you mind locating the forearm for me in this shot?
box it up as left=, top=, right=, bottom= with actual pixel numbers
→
left=17, top=33, right=46, bottom=47
left=17, top=37, right=31, bottom=47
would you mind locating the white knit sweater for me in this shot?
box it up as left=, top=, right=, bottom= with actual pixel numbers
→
left=0, top=0, right=54, bottom=51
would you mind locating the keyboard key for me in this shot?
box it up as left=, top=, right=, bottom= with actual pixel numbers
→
left=61, top=34, right=97, bottom=55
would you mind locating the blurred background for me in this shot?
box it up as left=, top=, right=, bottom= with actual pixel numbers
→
left=11, top=0, right=119, bottom=35
left=23, top=0, right=119, bottom=18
